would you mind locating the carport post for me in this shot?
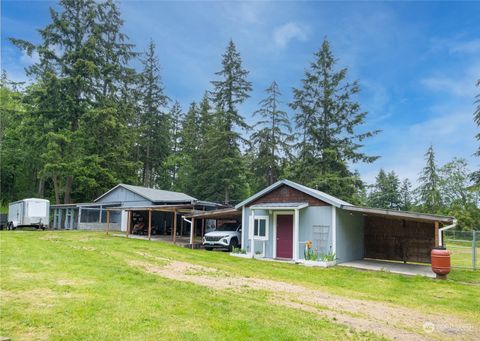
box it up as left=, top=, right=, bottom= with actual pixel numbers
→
left=148, top=209, right=152, bottom=240
left=126, top=210, right=131, bottom=238
left=173, top=209, right=177, bottom=244
left=106, top=210, right=110, bottom=235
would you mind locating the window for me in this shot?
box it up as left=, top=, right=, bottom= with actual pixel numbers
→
left=252, top=216, right=269, bottom=240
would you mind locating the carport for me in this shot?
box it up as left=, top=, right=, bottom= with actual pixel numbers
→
left=184, top=208, right=241, bottom=248
left=341, top=206, right=456, bottom=264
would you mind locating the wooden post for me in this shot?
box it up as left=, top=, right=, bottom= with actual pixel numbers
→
left=173, top=210, right=177, bottom=244
left=126, top=210, right=131, bottom=238
left=106, top=210, right=110, bottom=235
left=435, top=221, right=439, bottom=247
left=201, top=218, right=205, bottom=238
left=148, top=209, right=152, bottom=240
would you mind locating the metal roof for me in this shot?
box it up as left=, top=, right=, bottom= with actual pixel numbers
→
left=185, top=208, right=241, bottom=219
left=341, top=205, right=455, bottom=223
left=235, top=179, right=351, bottom=209
left=94, top=184, right=197, bottom=203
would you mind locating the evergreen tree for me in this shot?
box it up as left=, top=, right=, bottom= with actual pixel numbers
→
left=399, top=179, right=413, bottom=211
left=137, top=40, right=169, bottom=188
left=290, top=39, right=380, bottom=201
left=417, top=145, right=442, bottom=211
left=10, top=0, right=138, bottom=203
left=193, top=93, right=217, bottom=199
left=250, top=81, right=293, bottom=189
left=368, top=169, right=401, bottom=209
left=164, top=101, right=183, bottom=189
left=471, top=80, right=480, bottom=187
left=175, top=102, right=201, bottom=193
left=209, top=40, right=252, bottom=204
left=475, top=80, right=480, bottom=157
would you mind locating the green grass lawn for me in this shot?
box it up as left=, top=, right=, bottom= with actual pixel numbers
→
left=444, top=238, right=479, bottom=269
left=1, top=231, right=479, bottom=340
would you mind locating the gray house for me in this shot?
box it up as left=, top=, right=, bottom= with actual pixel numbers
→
left=235, top=179, right=455, bottom=264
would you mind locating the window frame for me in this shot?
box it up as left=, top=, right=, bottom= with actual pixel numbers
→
left=252, top=215, right=269, bottom=241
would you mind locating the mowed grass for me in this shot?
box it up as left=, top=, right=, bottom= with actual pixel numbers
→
left=444, top=239, right=479, bottom=269
left=1, top=232, right=479, bottom=341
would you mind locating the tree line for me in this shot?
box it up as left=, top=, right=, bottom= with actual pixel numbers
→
left=1, top=0, right=478, bottom=230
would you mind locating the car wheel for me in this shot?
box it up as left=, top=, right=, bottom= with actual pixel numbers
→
left=205, top=247, right=213, bottom=251
left=229, top=237, right=239, bottom=252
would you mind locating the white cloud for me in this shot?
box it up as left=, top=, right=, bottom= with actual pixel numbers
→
left=421, top=63, right=480, bottom=98
left=273, top=22, right=309, bottom=48
left=450, top=38, right=480, bottom=54
left=358, top=102, right=477, bottom=186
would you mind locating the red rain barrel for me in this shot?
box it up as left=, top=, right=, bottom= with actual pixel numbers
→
left=431, top=247, right=451, bottom=280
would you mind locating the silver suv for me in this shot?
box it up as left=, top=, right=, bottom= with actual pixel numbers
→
left=203, top=222, right=241, bottom=251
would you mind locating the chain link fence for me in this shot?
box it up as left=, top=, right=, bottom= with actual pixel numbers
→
left=443, top=230, right=478, bottom=270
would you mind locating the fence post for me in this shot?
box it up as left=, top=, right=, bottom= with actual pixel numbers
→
left=473, top=230, right=477, bottom=271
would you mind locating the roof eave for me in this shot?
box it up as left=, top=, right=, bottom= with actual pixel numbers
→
left=341, top=205, right=455, bottom=223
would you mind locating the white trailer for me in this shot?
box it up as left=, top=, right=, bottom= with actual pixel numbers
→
left=8, top=198, right=50, bottom=230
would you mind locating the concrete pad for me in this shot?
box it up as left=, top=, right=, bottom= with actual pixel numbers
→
left=338, top=259, right=436, bottom=278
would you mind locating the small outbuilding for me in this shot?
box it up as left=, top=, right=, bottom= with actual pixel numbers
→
left=235, top=179, right=455, bottom=265
left=51, top=184, right=222, bottom=243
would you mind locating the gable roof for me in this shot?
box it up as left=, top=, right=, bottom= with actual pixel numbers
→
left=235, top=179, right=352, bottom=209
left=94, top=184, right=197, bottom=203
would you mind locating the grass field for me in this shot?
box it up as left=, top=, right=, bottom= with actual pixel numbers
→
left=1, top=231, right=479, bottom=340
left=444, top=238, right=478, bottom=269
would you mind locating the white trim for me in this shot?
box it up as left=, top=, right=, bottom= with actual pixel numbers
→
left=294, top=209, right=300, bottom=261
left=250, top=203, right=309, bottom=210
left=241, top=206, right=246, bottom=248
left=250, top=209, right=255, bottom=256
left=273, top=211, right=295, bottom=259
left=235, top=179, right=351, bottom=209
left=252, top=215, right=269, bottom=241
left=332, top=206, right=337, bottom=256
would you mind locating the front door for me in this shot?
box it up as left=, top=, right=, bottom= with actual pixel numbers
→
left=276, top=214, right=293, bottom=259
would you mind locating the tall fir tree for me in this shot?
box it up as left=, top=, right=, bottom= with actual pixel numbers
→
left=10, top=0, right=138, bottom=203
left=399, top=179, right=413, bottom=211
left=367, top=169, right=401, bottom=210
left=417, top=145, right=442, bottom=212
left=137, top=39, right=169, bottom=188
left=475, top=80, right=480, bottom=156
left=250, top=81, right=293, bottom=190
left=208, top=40, right=252, bottom=204
left=175, top=102, right=201, bottom=193
left=471, top=80, right=480, bottom=187
left=289, top=39, right=380, bottom=201
left=164, top=101, right=183, bottom=189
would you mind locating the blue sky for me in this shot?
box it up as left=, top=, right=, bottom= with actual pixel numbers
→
left=2, top=0, right=479, bottom=185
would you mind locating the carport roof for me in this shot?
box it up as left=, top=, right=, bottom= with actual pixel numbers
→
left=184, top=208, right=241, bottom=219
left=341, top=205, right=455, bottom=224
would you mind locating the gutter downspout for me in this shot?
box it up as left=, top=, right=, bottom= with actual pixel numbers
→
left=439, top=219, right=457, bottom=246
left=183, top=217, right=194, bottom=245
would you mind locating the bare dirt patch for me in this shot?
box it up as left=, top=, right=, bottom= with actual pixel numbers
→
left=129, top=259, right=479, bottom=341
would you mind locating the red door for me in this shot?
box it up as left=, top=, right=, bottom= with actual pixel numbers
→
left=276, top=215, right=293, bottom=259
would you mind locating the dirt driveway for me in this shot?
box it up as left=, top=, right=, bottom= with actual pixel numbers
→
left=130, top=253, right=479, bottom=341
